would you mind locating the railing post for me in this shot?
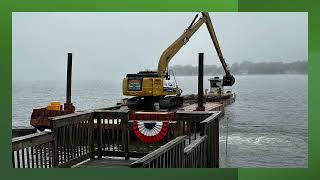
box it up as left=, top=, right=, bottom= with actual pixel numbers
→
left=52, top=131, right=59, bottom=167
left=213, top=120, right=220, bottom=168
left=122, top=112, right=130, bottom=160
left=50, top=119, right=59, bottom=168
left=88, top=115, right=95, bottom=159
left=204, top=123, right=213, bottom=168
left=181, top=140, right=185, bottom=168
left=177, top=119, right=184, bottom=136
left=199, top=114, right=220, bottom=168
left=200, top=121, right=205, bottom=136
left=97, top=117, right=102, bottom=158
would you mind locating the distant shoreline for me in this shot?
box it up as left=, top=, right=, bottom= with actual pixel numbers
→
left=174, top=73, right=307, bottom=76
left=13, top=73, right=307, bottom=82
left=170, top=60, right=307, bottom=76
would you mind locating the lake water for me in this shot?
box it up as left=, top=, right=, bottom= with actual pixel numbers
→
left=12, top=74, right=308, bottom=167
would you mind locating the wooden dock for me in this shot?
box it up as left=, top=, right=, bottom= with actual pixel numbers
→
left=12, top=108, right=222, bottom=168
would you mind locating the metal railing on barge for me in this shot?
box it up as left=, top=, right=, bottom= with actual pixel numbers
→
left=12, top=109, right=221, bottom=168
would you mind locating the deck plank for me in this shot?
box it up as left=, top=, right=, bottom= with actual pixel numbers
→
left=75, top=157, right=135, bottom=168
left=180, top=102, right=223, bottom=111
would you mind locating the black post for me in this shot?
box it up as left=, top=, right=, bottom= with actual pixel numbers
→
left=64, top=53, right=75, bottom=113
left=66, top=53, right=72, bottom=104
left=196, top=53, right=205, bottom=111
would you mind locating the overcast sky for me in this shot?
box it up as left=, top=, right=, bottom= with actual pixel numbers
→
left=12, top=12, right=307, bottom=81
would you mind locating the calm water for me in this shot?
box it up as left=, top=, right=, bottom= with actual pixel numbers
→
left=12, top=74, right=308, bottom=167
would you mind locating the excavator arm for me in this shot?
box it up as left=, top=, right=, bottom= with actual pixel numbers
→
left=157, top=12, right=235, bottom=86
left=157, top=14, right=206, bottom=77
left=201, top=12, right=235, bottom=86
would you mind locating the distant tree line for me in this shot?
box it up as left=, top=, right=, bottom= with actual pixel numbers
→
left=170, top=61, right=307, bottom=76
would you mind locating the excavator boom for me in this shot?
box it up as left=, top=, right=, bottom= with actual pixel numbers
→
left=157, top=15, right=206, bottom=77
left=157, top=12, right=235, bottom=86
left=201, top=12, right=235, bottom=86
left=201, top=12, right=229, bottom=76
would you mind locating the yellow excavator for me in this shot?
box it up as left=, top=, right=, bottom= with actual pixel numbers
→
left=123, top=12, right=235, bottom=110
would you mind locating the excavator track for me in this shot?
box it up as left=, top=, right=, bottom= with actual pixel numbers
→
left=127, top=97, right=155, bottom=110
left=127, top=96, right=183, bottom=110
left=159, top=96, right=184, bottom=110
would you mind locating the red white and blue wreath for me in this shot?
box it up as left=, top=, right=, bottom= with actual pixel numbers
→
left=133, top=121, right=169, bottom=143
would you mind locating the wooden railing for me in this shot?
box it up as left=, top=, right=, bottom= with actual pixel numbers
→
left=94, top=110, right=130, bottom=159
left=12, top=109, right=221, bottom=168
left=50, top=111, right=94, bottom=167
left=176, top=111, right=215, bottom=145
left=131, top=111, right=221, bottom=168
left=12, top=131, right=54, bottom=168
left=200, top=112, right=221, bottom=168
left=184, top=135, right=208, bottom=168
left=130, top=136, right=186, bottom=168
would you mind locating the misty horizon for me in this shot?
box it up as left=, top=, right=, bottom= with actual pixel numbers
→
left=13, top=12, right=307, bottom=81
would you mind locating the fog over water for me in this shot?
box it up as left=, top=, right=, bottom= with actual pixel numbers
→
left=13, top=12, right=307, bottom=81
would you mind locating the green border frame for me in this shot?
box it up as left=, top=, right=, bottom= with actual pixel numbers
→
left=238, top=0, right=319, bottom=179
left=1, top=0, right=318, bottom=180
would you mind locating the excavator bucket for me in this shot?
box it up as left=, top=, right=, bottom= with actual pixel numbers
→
left=223, top=75, right=235, bottom=86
